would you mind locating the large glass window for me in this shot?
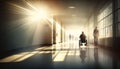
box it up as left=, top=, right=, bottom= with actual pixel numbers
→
left=98, top=3, right=113, bottom=38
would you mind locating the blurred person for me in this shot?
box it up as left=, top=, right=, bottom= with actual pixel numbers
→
left=79, top=31, right=87, bottom=46
left=93, top=27, right=99, bottom=46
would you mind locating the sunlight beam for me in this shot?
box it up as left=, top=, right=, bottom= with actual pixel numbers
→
left=53, top=51, right=67, bottom=62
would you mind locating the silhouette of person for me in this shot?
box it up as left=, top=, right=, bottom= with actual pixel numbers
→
left=79, top=31, right=87, bottom=46
left=69, top=34, right=71, bottom=41
left=93, top=27, right=99, bottom=46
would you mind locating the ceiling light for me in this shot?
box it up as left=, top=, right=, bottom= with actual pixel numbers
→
left=69, top=6, right=75, bottom=9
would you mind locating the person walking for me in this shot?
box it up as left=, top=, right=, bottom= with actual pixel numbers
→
left=93, top=27, right=99, bottom=46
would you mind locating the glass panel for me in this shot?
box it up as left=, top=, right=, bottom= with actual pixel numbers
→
left=118, top=23, right=120, bottom=37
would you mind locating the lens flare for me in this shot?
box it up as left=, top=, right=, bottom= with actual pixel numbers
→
left=28, top=8, right=48, bottom=22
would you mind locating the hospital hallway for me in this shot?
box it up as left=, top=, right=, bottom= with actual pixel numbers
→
left=1, top=0, right=120, bottom=69
left=0, top=43, right=120, bottom=69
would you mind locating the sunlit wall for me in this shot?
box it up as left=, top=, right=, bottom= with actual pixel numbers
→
left=53, top=17, right=65, bottom=44
left=32, top=19, right=53, bottom=45
left=88, top=15, right=95, bottom=44
left=0, top=0, right=54, bottom=52
left=55, top=21, right=62, bottom=43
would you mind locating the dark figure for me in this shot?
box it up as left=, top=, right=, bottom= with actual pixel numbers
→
left=69, top=34, right=72, bottom=40
left=93, top=27, right=99, bottom=46
left=79, top=32, right=87, bottom=46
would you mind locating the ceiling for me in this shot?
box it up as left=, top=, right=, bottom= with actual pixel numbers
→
left=39, top=0, right=100, bottom=31
left=2, top=0, right=106, bottom=34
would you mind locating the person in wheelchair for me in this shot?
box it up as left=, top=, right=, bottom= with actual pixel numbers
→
left=79, top=31, right=87, bottom=46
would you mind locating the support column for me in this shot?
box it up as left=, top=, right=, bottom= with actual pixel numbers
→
left=53, top=16, right=56, bottom=44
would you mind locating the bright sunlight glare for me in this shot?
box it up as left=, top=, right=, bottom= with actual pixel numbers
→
left=9, top=2, right=49, bottom=22
left=28, top=8, right=48, bottom=22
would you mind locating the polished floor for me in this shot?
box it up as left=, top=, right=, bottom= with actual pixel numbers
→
left=0, top=42, right=120, bottom=69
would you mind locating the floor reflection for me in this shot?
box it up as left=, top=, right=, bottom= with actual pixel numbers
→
left=94, top=47, right=98, bottom=63
left=80, top=46, right=87, bottom=64
left=0, top=43, right=120, bottom=69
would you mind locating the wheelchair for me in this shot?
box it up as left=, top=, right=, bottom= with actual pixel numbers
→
left=79, top=39, right=87, bottom=46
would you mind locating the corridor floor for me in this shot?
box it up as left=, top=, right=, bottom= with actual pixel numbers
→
left=0, top=43, right=120, bottom=69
